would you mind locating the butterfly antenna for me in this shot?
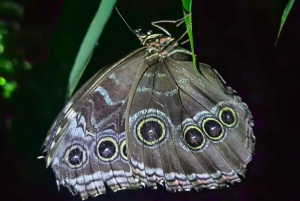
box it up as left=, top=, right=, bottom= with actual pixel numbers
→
left=115, top=7, right=146, bottom=41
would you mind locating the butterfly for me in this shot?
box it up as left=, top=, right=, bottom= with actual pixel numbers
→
left=40, top=14, right=255, bottom=200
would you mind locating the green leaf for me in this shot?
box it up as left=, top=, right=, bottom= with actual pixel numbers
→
left=67, top=0, right=117, bottom=99
left=275, top=0, right=295, bottom=46
left=181, top=0, right=196, bottom=70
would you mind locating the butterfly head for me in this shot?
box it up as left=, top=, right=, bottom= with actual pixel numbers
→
left=135, top=29, right=177, bottom=57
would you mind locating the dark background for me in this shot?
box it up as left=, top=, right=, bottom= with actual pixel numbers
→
left=1, top=0, right=299, bottom=200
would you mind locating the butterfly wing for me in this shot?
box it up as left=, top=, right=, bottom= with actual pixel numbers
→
left=42, top=47, right=148, bottom=199
left=126, top=51, right=254, bottom=191
left=42, top=30, right=255, bottom=198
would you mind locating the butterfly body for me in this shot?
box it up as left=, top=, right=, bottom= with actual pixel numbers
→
left=42, top=32, right=254, bottom=199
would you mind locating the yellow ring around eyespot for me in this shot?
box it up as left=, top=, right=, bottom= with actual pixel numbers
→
left=96, top=137, right=119, bottom=162
left=218, top=106, right=237, bottom=127
left=137, top=117, right=166, bottom=146
left=65, top=144, right=87, bottom=169
left=184, top=125, right=206, bottom=151
left=120, top=140, right=127, bottom=161
left=202, top=117, right=224, bottom=141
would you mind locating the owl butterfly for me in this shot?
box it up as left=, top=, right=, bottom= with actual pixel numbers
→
left=40, top=12, right=255, bottom=200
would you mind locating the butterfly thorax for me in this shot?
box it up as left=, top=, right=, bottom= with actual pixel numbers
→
left=140, top=33, right=178, bottom=59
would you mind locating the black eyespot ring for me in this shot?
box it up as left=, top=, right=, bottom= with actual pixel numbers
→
left=120, top=140, right=127, bottom=161
left=218, top=106, right=237, bottom=128
left=65, top=144, right=87, bottom=168
left=136, top=117, right=166, bottom=146
left=202, top=117, right=224, bottom=141
left=184, top=125, right=206, bottom=151
left=96, top=137, right=118, bottom=162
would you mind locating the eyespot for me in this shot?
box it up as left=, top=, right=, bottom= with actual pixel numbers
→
left=184, top=125, right=206, bottom=151
left=202, top=117, right=224, bottom=141
left=136, top=117, right=166, bottom=146
left=64, top=144, right=87, bottom=168
left=120, top=140, right=127, bottom=161
left=218, top=106, right=237, bottom=127
left=96, top=137, right=118, bottom=162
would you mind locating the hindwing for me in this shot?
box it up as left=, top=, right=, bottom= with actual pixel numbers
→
left=125, top=51, right=254, bottom=191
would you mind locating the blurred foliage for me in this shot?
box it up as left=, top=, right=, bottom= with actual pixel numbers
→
left=0, top=0, right=31, bottom=99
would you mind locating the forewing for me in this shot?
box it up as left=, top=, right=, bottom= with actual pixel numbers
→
left=41, top=47, right=147, bottom=199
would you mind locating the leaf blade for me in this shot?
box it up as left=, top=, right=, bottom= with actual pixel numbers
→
left=67, top=0, right=117, bottom=98
left=181, top=0, right=196, bottom=69
left=275, top=0, right=295, bottom=46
